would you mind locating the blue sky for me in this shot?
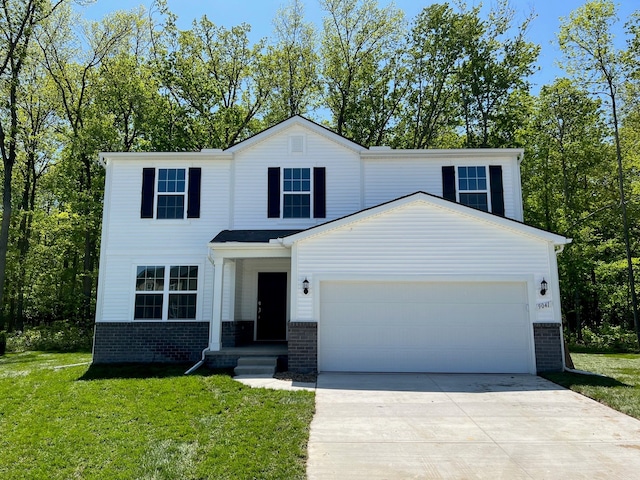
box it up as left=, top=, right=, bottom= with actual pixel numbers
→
left=79, top=0, right=639, bottom=93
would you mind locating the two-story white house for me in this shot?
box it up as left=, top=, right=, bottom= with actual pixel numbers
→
left=93, top=116, right=570, bottom=374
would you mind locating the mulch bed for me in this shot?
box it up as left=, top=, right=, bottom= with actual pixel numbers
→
left=274, top=371, right=317, bottom=383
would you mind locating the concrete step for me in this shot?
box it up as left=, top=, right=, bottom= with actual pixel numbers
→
left=234, top=356, right=278, bottom=376
left=236, top=356, right=278, bottom=367
left=234, top=365, right=276, bottom=376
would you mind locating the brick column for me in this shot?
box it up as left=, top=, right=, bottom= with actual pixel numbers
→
left=533, top=323, right=563, bottom=373
left=288, top=322, right=317, bottom=373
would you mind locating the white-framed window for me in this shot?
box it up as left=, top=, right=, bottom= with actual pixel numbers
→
left=283, top=167, right=311, bottom=218
left=157, top=168, right=186, bottom=219
left=458, top=166, right=489, bottom=212
left=141, top=167, right=201, bottom=220
left=134, top=265, right=198, bottom=320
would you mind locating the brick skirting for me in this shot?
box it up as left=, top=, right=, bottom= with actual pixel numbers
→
left=93, top=322, right=209, bottom=363
left=288, top=321, right=317, bottom=373
left=533, top=323, right=563, bottom=373
left=221, top=320, right=255, bottom=347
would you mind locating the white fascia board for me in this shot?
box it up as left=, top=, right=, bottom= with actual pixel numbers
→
left=225, top=116, right=366, bottom=154
left=99, top=151, right=233, bottom=164
left=281, top=192, right=571, bottom=247
left=207, top=242, right=291, bottom=260
left=360, top=148, right=524, bottom=160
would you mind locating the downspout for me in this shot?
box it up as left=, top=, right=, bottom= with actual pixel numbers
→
left=563, top=367, right=607, bottom=377
left=185, top=249, right=217, bottom=374
left=185, top=346, right=210, bottom=375
left=553, top=242, right=574, bottom=373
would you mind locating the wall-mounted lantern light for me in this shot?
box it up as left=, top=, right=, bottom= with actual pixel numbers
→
left=540, top=278, right=548, bottom=296
left=302, top=278, right=309, bottom=295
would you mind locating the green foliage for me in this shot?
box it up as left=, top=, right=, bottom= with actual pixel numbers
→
left=0, top=331, right=5, bottom=355
left=568, top=325, right=639, bottom=353
left=6, top=321, right=92, bottom=352
left=0, top=352, right=315, bottom=479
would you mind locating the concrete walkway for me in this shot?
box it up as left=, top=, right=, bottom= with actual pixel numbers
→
left=307, top=373, right=640, bottom=479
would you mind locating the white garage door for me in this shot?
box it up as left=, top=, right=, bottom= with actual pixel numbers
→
left=319, top=281, right=533, bottom=373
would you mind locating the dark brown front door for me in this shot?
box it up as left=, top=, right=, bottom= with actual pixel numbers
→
left=256, top=272, right=287, bottom=341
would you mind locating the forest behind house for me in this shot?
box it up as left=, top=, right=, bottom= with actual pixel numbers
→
left=1, top=0, right=639, bottom=352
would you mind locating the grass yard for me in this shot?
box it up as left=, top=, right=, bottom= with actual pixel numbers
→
left=543, top=352, right=640, bottom=420
left=0, top=352, right=315, bottom=480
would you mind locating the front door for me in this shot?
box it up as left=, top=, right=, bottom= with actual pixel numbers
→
left=256, top=272, right=287, bottom=341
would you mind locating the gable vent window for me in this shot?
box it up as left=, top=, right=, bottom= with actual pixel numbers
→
left=290, top=135, right=305, bottom=154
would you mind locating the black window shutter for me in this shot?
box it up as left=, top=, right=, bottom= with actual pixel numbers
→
left=187, top=167, right=201, bottom=218
left=141, top=168, right=155, bottom=218
left=442, top=166, right=456, bottom=201
left=267, top=167, right=280, bottom=218
left=489, top=165, right=505, bottom=216
left=313, top=167, right=326, bottom=218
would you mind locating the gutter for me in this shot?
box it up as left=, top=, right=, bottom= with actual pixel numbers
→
left=185, top=347, right=210, bottom=375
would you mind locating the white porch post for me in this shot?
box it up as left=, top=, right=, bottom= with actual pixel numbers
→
left=210, top=257, right=225, bottom=351
left=227, top=260, right=236, bottom=322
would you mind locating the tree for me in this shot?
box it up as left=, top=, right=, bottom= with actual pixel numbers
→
left=320, top=0, right=405, bottom=144
left=264, top=0, right=320, bottom=123
left=396, top=3, right=470, bottom=148
left=0, top=0, right=65, bottom=329
left=456, top=0, right=539, bottom=148
left=155, top=13, right=271, bottom=149
left=10, top=52, right=60, bottom=329
left=559, top=0, right=640, bottom=346
left=37, top=5, right=137, bottom=324
left=522, top=78, right=611, bottom=339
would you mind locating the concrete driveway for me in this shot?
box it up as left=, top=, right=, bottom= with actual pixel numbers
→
left=307, top=373, right=640, bottom=479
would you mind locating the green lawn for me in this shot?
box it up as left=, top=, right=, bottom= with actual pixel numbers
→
left=543, top=352, right=640, bottom=420
left=0, top=352, right=315, bottom=479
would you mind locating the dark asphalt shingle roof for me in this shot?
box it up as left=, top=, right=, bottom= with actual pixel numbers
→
left=210, top=229, right=304, bottom=243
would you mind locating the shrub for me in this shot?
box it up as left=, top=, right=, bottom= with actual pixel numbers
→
left=6, top=321, right=92, bottom=353
left=568, top=324, right=639, bottom=353
left=0, top=331, right=6, bottom=355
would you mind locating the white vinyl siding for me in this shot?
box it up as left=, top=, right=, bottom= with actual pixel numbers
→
left=293, top=200, right=554, bottom=323
left=96, top=155, right=227, bottom=323
left=231, top=124, right=361, bottom=229
left=363, top=156, right=521, bottom=220
left=98, top=255, right=212, bottom=323
left=101, top=159, right=230, bottom=254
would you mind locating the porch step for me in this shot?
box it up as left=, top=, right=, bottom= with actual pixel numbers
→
left=234, top=356, right=278, bottom=376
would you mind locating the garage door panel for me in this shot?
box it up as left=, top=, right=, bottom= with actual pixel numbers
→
left=322, top=281, right=526, bottom=305
left=319, top=281, right=532, bottom=373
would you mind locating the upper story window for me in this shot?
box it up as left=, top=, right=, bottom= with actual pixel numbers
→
left=141, top=167, right=201, bottom=220
left=441, top=165, right=504, bottom=216
left=458, top=166, right=488, bottom=212
left=283, top=168, right=311, bottom=218
left=267, top=166, right=326, bottom=219
left=134, top=265, right=198, bottom=320
left=157, top=168, right=186, bottom=219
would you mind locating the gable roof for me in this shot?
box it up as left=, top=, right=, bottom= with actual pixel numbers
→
left=278, top=192, right=571, bottom=247
left=224, top=115, right=367, bottom=154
